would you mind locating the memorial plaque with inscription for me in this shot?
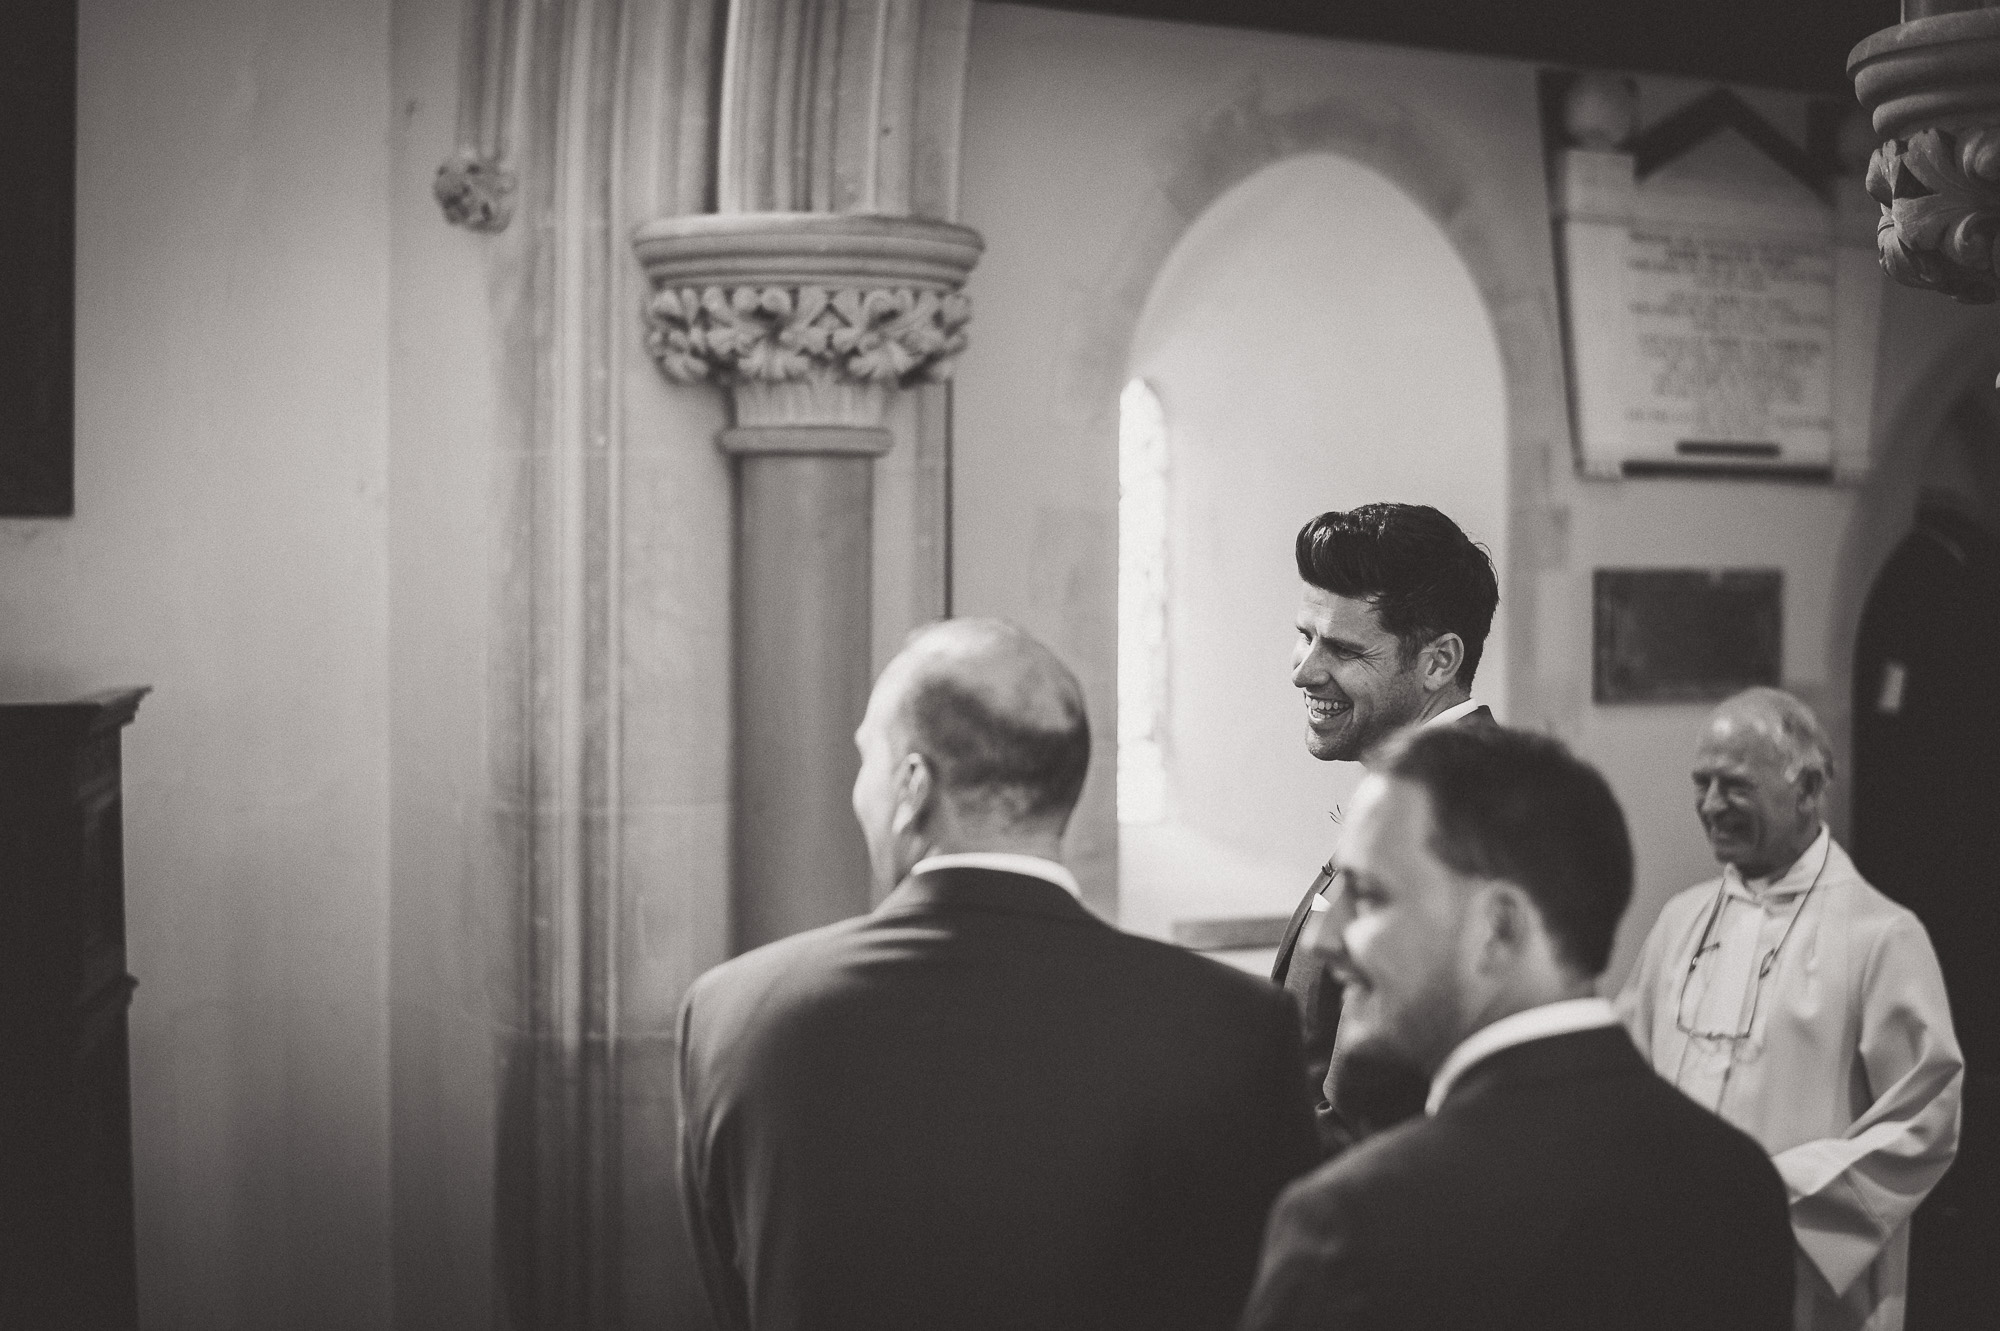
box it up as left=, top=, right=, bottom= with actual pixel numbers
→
left=1625, top=227, right=1835, bottom=458
left=1550, top=83, right=1881, bottom=481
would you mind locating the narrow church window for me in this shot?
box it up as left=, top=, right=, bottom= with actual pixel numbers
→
left=1119, top=378, right=1168, bottom=824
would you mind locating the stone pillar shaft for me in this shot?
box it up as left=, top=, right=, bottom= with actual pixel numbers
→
left=728, top=432, right=890, bottom=947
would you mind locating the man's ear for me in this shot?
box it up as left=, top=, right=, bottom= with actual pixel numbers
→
left=1421, top=632, right=1466, bottom=692
left=1478, top=882, right=1535, bottom=970
left=891, top=753, right=934, bottom=836
left=1796, top=765, right=1827, bottom=809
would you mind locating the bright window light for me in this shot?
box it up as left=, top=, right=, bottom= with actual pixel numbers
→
left=1118, top=378, right=1168, bottom=824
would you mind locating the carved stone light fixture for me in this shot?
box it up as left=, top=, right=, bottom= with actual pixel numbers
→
left=1850, top=3, right=2000, bottom=302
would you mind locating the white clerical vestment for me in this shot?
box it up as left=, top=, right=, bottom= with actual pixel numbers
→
left=1617, top=830, right=1963, bottom=1331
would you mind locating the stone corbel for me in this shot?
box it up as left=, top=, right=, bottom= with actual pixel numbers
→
left=434, top=0, right=525, bottom=232
left=1851, top=6, right=2000, bottom=303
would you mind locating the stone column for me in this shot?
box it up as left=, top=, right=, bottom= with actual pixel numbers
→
left=634, top=213, right=981, bottom=948
left=634, top=0, right=978, bottom=953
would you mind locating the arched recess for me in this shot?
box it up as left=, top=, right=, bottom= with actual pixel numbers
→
left=953, top=78, right=1571, bottom=920
left=1074, top=86, right=1566, bottom=694
left=1114, top=151, right=1511, bottom=943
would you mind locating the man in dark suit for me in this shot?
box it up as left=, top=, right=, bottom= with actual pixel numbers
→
left=677, top=618, right=1319, bottom=1331
left=1271, top=504, right=1500, bottom=1145
left=1242, top=726, right=1794, bottom=1331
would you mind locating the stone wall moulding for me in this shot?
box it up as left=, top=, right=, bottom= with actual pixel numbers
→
left=434, top=0, right=526, bottom=232
left=634, top=212, right=983, bottom=428
left=1851, top=7, right=2000, bottom=304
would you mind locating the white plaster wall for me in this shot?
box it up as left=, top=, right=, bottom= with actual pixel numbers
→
left=957, top=3, right=2000, bottom=988
left=0, top=1, right=395, bottom=1327
left=383, top=0, right=503, bottom=1325
left=1119, top=154, right=1508, bottom=940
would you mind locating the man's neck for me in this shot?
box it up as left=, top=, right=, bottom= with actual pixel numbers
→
left=1455, top=975, right=1597, bottom=1053
left=1415, top=686, right=1473, bottom=725
left=1732, top=821, right=1825, bottom=883
left=904, top=826, right=1065, bottom=876
left=1360, top=687, right=1474, bottom=770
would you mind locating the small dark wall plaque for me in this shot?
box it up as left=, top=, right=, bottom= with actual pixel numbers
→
left=1594, top=568, right=1782, bottom=703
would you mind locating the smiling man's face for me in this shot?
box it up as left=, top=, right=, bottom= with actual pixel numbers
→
left=1310, top=773, right=1476, bottom=1076
left=1291, top=585, right=1429, bottom=764
left=1691, top=713, right=1819, bottom=881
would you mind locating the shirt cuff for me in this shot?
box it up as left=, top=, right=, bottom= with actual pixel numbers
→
left=1771, top=1139, right=1853, bottom=1203
left=1783, top=1164, right=1889, bottom=1297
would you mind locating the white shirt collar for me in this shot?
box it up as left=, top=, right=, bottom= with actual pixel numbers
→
left=908, top=852, right=1083, bottom=900
left=1425, top=698, right=1484, bottom=728
left=1425, top=996, right=1619, bottom=1114
left=1722, top=824, right=1831, bottom=902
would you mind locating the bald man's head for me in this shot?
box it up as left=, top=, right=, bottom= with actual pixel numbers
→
left=883, top=619, right=1091, bottom=819
left=852, top=620, right=1092, bottom=890
left=1704, top=687, right=1835, bottom=788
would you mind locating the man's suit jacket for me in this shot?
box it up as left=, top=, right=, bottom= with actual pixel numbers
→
left=1270, top=705, right=1497, bottom=1143
left=1241, top=1026, right=1795, bottom=1331
left=677, top=866, right=1320, bottom=1331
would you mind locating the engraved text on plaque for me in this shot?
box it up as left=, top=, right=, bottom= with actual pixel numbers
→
left=1624, top=228, right=1835, bottom=456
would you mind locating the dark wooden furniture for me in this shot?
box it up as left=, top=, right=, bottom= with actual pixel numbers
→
left=1, top=687, right=148, bottom=1330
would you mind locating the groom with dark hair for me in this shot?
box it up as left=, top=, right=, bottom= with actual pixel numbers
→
left=1270, top=503, right=1499, bottom=1148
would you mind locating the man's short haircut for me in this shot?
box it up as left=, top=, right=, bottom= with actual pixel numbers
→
left=899, top=635, right=1091, bottom=821
left=1380, top=726, right=1632, bottom=978
left=1295, top=504, right=1499, bottom=688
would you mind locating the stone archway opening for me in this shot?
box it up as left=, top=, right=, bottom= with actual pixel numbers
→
left=1115, top=153, right=1509, bottom=963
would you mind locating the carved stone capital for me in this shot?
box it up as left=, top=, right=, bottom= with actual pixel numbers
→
left=644, top=283, right=971, bottom=386
left=433, top=149, right=517, bottom=233
left=1865, top=127, right=2000, bottom=303
left=634, top=212, right=983, bottom=429
left=1851, top=8, right=2000, bottom=302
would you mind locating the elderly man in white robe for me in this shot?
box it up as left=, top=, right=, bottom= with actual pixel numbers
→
left=1619, top=688, right=1962, bottom=1331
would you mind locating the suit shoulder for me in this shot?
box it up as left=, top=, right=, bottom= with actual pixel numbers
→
left=1281, top=1112, right=1441, bottom=1208
left=1103, top=928, right=1297, bottom=1018
left=1615, top=1060, right=1789, bottom=1184
left=1670, top=1091, right=1791, bottom=1211
left=682, top=913, right=874, bottom=1017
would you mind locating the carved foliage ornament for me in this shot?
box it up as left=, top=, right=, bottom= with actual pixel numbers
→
left=434, top=149, right=517, bottom=234
left=644, top=284, right=972, bottom=387
left=1865, top=128, right=2000, bottom=304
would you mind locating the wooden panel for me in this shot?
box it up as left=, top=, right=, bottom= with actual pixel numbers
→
left=0, top=688, right=145, bottom=1331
